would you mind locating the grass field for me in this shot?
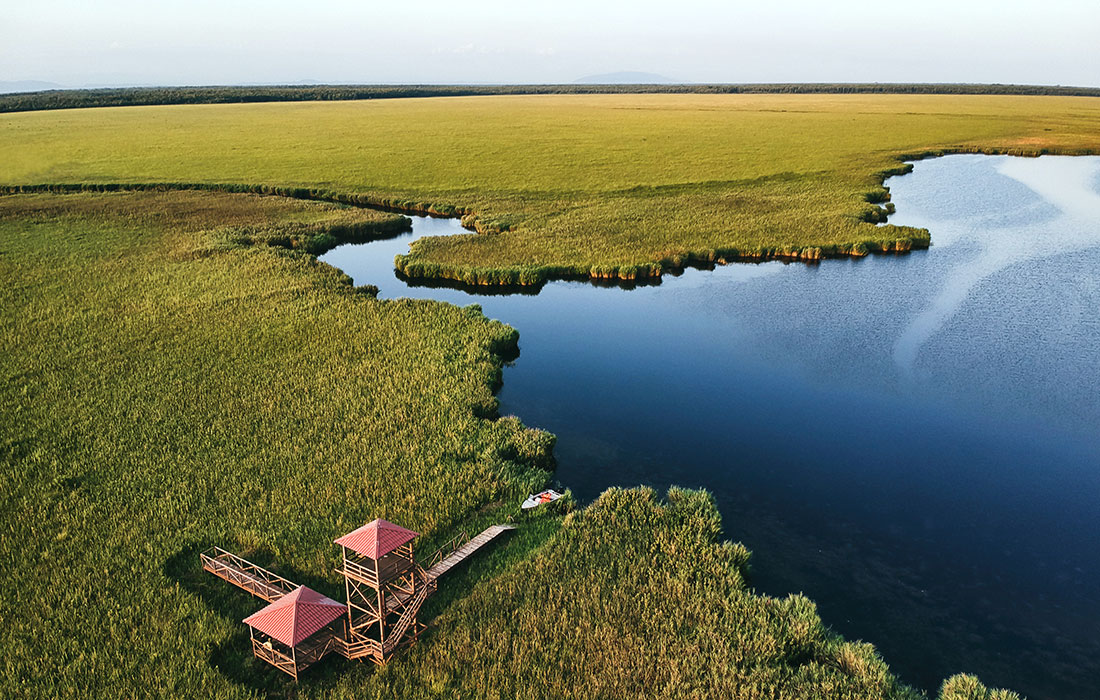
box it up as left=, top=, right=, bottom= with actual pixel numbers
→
left=0, top=190, right=551, bottom=697
left=0, top=189, right=1021, bottom=699
left=2, top=94, right=1099, bottom=285
left=2, top=93, right=1083, bottom=698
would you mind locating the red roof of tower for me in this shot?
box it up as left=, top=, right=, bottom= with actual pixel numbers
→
left=335, top=518, right=419, bottom=559
left=242, top=586, right=346, bottom=647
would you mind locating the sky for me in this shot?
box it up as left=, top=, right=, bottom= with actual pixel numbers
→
left=2, top=0, right=1098, bottom=88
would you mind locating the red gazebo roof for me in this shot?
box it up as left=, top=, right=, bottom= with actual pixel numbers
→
left=335, top=518, right=419, bottom=559
left=243, top=586, right=346, bottom=647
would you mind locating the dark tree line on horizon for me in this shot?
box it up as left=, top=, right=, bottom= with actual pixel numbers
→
left=2, top=83, right=1099, bottom=113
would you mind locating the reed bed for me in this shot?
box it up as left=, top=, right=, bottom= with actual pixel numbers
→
left=4, top=83, right=1100, bottom=115
left=0, top=190, right=1024, bottom=699
left=0, top=191, right=550, bottom=697
left=2, top=94, right=1098, bottom=287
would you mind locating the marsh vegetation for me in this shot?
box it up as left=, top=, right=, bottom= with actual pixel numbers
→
left=4, top=82, right=1100, bottom=114
left=3, top=94, right=1099, bottom=288
left=0, top=189, right=1026, bottom=699
left=4, top=93, right=1097, bottom=699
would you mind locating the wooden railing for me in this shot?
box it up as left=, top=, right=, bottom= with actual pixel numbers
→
left=425, top=524, right=516, bottom=580
left=200, top=547, right=298, bottom=602
left=421, top=531, right=468, bottom=571
left=251, top=638, right=298, bottom=677
left=333, top=634, right=382, bottom=660
left=338, top=558, right=378, bottom=587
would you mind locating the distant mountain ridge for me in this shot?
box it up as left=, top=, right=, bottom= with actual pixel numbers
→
left=574, top=71, right=680, bottom=84
left=0, top=80, right=64, bottom=94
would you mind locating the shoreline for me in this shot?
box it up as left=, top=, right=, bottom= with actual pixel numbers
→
left=2, top=143, right=1096, bottom=290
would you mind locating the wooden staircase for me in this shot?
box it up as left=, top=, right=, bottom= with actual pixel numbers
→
left=383, top=574, right=435, bottom=655
left=335, top=524, right=516, bottom=663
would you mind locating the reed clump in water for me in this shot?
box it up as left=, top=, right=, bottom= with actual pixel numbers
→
left=938, top=674, right=1022, bottom=700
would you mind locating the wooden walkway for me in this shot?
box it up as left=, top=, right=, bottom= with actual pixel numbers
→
left=199, top=547, right=298, bottom=603
left=425, top=524, right=516, bottom=580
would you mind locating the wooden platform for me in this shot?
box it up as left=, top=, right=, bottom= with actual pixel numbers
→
left=200, top=547, right=298, bottom=602
left=425, top=524, right=516, bottom=580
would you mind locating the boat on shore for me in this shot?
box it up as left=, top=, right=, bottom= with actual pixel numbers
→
left=522, top=489, right=563, bottom=510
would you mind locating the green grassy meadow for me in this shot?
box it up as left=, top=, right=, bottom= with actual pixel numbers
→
left=3, top=93, right=1088, bottom=698
left=0, top=191, right=550, bottom=696
left=0, top=189, right=1021, bottom=699
left=3, top=94, right=1099, bottom=285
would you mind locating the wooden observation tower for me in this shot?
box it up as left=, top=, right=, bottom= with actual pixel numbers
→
left=199, top=519, right=515, bottom=676
left=334, top=519, right=434, bottom=664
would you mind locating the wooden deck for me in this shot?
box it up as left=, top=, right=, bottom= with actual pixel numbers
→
left=200, top=547, right=298, bottom=602
left=425, top=524, right=516, bottom=580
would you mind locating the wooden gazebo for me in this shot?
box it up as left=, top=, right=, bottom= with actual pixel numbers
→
left=335, top=519, right=435, bottom=664
left=242, top=585, right=347, bottom=680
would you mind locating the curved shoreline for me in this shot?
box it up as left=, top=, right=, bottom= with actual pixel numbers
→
left=0, top=178, right=1055, bottom=699
left=3, top=141, right=1096, bottom=289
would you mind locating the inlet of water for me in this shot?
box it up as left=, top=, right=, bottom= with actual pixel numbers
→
left=321, top=155, right=1100, bottom=699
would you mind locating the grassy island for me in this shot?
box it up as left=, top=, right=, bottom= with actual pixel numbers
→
left=3, top=92, right=1090, bottom=698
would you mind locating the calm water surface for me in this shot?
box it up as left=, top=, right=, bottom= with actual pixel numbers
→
left=321, top=155, right=1100, bottom=699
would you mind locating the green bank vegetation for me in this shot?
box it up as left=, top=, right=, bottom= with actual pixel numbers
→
left=2, top=94, right=1099, bottom=287
left=3, top=82, right=1100, bottom=114
left=0, top=190, right=1020, bottom=699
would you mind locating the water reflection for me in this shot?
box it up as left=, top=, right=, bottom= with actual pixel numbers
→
left=893, top=156, right=1100, bottom=376
left=320, top=155, right=1100, bottom=699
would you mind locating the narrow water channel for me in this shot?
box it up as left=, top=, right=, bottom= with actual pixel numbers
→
left=320, top=154, right=1100, bottom=699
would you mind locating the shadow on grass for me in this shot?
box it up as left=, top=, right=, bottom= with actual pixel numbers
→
left=161, top=504, right=562, bottom=695
left=163, top=541, right=364, bottom=697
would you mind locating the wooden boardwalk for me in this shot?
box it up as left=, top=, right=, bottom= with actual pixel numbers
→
left=200, top=547, right=298, bottom=602
left=425, top=524, right=516, bottom=580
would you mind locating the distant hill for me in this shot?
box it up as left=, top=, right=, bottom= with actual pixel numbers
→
left=574, top=71, right=680, bottom=84
left=0, top=80, right=64, bottom=94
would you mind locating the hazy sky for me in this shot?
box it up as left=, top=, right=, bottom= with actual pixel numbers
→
left=3, top=0, right=1098, bottom=87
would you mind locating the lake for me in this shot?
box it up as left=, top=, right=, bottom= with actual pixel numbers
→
left=320, top=154, right=1100, bottom=699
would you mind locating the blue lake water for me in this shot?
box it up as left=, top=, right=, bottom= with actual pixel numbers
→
left=321, top=154, right=1100, bottom=699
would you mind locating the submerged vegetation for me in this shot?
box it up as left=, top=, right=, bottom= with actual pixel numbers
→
left=2, top=94, right=1098, bottom=287
left=0, top=190, right=1023, bottom=698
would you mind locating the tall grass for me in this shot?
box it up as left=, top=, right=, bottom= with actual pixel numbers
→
left=0, top=190, right=1023, bottom=699
left=2, top=94, right=1098, bottom=286
left=0, top=191, right=551, bottom=698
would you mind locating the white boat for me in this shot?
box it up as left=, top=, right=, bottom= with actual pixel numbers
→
left=521, top=489, right=563, bottom=510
